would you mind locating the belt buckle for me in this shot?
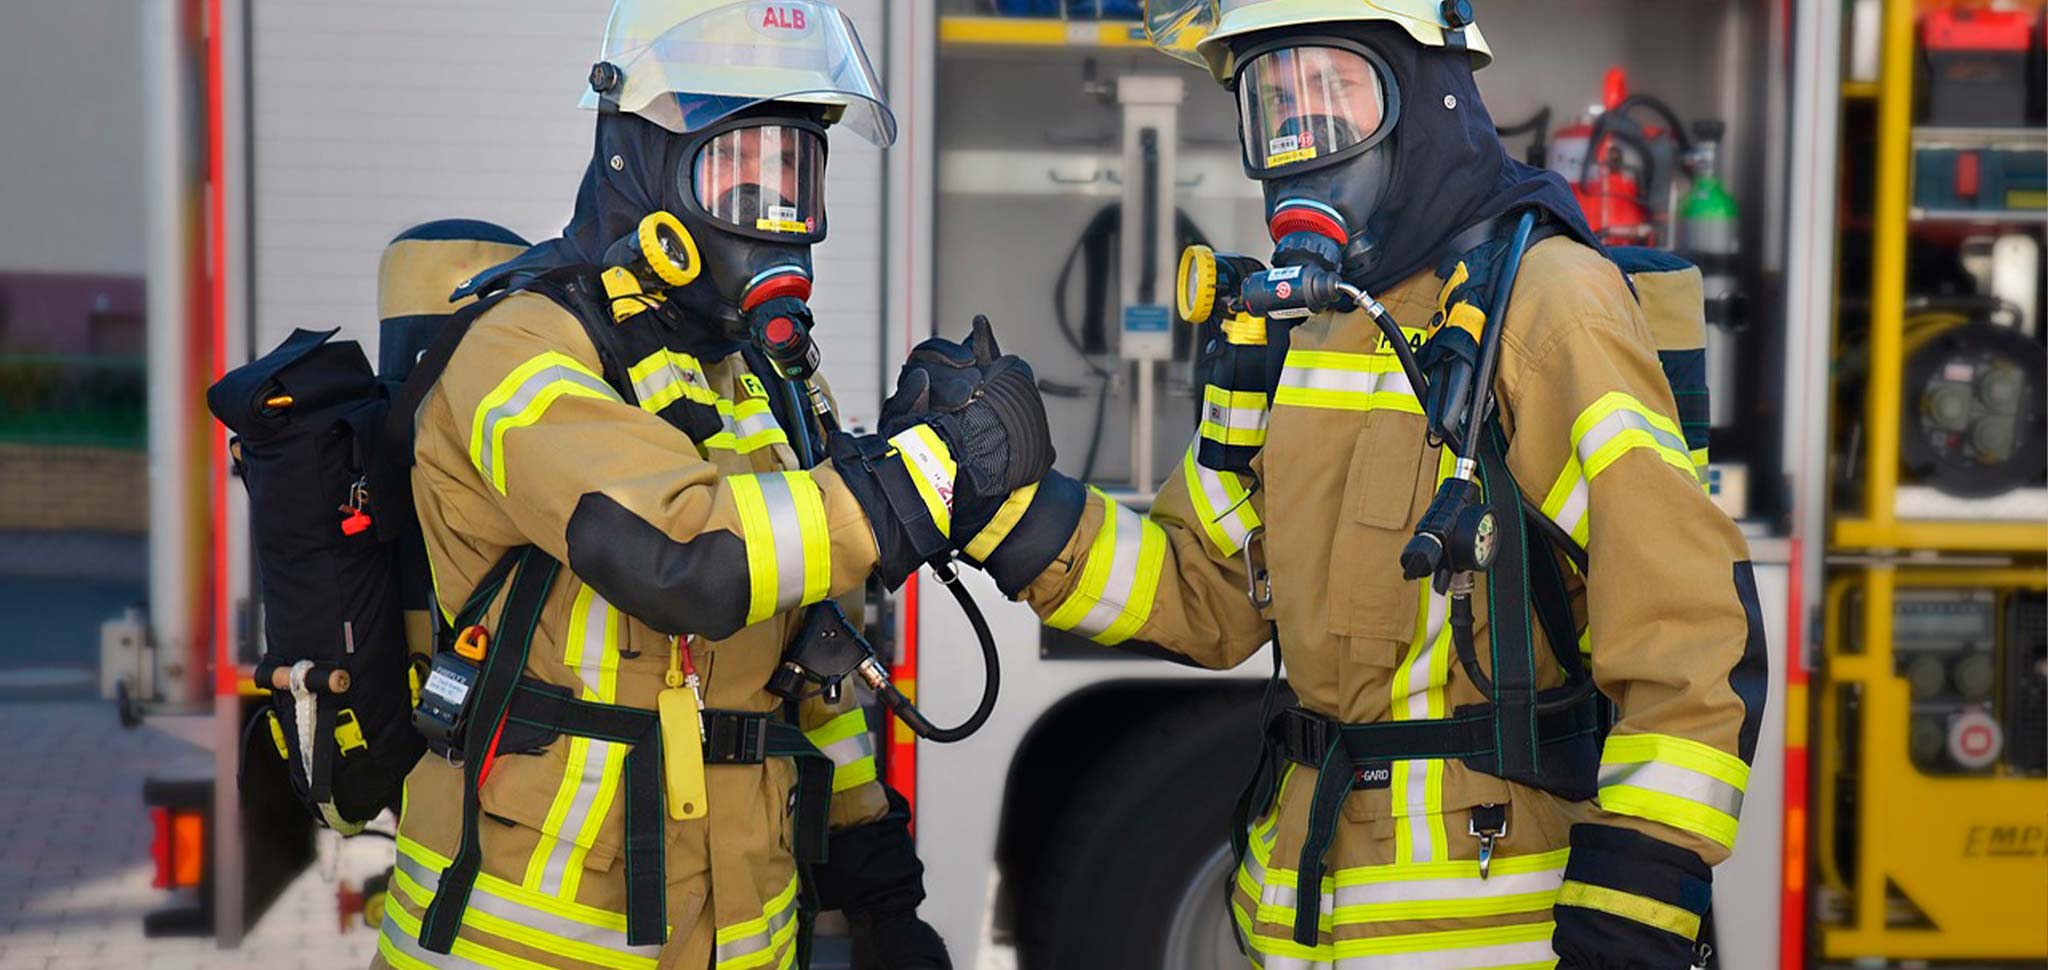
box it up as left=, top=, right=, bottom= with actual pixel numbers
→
left=709, top=711, right=770, bottom=764
left=1286, top=708, right=1331, bottom=762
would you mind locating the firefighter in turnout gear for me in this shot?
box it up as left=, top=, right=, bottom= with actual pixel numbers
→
left=894, top=1, right=1770, bottom=966
left=371, top=3, right=1044, bottom=967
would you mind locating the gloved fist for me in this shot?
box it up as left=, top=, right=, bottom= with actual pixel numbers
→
left=880, top=315, right=1055, bottom=515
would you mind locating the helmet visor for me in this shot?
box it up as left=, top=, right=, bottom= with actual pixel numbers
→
left=690, top=124, right=827, bottom=241
left=582, top=1, right=896, bottom=147
left=1237, top=45, right=1389, bottom=176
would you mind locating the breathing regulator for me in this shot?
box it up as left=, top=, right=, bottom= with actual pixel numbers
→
left=599, top=210, right=1003, bottom=744
left=1174, top=210, right=1561, bottom=598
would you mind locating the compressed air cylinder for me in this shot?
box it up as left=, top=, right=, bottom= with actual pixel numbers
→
left=1197, top=313, right=1273, bottom=474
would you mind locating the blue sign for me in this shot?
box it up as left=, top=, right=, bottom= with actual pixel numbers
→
left=1122, top=304, right=1171, bottom=333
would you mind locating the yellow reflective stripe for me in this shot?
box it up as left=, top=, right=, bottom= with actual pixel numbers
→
left=627, top=349, right=715, bottom=414
left=1557, top=880, right=1702, bottom=940
left=806, top=708, right=870, bottom=749
left=1200, top=418, right=1271, bottom=446
left=1603, top=733, right=1750, bottom=788
left=1539, top=391, right=1695, bottom=545
left=806, top=705, right=880, bottom=790
left=386, top=865, right=656, bottom=970
left=1599, top=734, right=1748, bottom=849
left=889, top=424, right=956, bottom=538
left=1272, top=349, right=1421, bottom=414
left=730, top=475, right=781, bottom=627
left=963, top=483, right=1038, bottom=562
left=714, top=875, right=802, bottom=970
left=1599, top=788, right=1741, bottom=849
left=1043, top=493, right=1166, bottom=645
left=1199, top=383, right=1271, bottom=447
left=1244, top=802, right=1566, bottom=927
left=830, top=756, right=878, bottom=793
left=1392, top=447, right=1456, bottom=866
left=389, top=836, right=659, bottom=969
left=706, top=397, right=790, bottom=453
left=523, top=584, right=626, bottom=898
left=469, top=352, right=621, bottom=494
left=1181, top=445, right=1262, bottom=557
left=1232, top=899, right=1557, bottom=964
left=379, top=902, right=565, bottom=970
left=729, top=472, right=832, bottom=627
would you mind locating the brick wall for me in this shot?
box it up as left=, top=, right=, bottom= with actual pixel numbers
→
left=0, top=443, right=147, bottom=532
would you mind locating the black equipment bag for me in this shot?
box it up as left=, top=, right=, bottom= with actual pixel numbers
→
left=208, top=327, right=423, bottom=831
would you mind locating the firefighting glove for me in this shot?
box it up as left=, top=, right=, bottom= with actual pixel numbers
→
left=1552, top=824, right=1714, bottom=970
left=811, top=788, right=953, bottom=970
left=879, top=315, right=1056, bottom=534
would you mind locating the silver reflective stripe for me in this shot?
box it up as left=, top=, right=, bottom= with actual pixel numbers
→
left=395, top=852, right=657, bottom=958
left=713, top=896, right=800, bottom=967
left=1189, top=460, right=1256, bottom=551
left=1205, top=401, right=1271, bottom=432
left=1578, top=408, right=1689, bottom=465
left=721, top=403, right=785, bottom=448
left=1548, top=478, right=1591, bottom=540
left=1277, top=365, right=1416, bottom=398
left=818, top=731, right=874, bottom=769
left=1398, top=589, right=1449, bottom=863
left=380, top=912, right=496, bottom=970
left=533, top=589, right=621, bottom=896
left=1333, top=865, right=1563, bottom=907
left=1067, top=502, right=1147, bottom=639
left=631, top=355, right=704, bottom=412
left=1341, top=938, right=1556, bottom=969
left=477, top=365, right=619, bottom=484
left=1600, top=760, right=1746, bottom=818
left=759, top=473, right=810, bottom=614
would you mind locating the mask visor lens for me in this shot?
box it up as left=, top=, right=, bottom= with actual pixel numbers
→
left=691, top=124, right=826, bottom=240
left=1237, top=46, right=1386, bottom=175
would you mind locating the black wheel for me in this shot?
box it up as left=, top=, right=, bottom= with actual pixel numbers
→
left=1020, top=690, right=1265, bottom=970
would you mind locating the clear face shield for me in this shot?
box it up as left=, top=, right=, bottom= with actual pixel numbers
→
left=686, top=122, right=828, bottom=243
left=1235, top=43, right=1393, bottom=177
left=582, top=0, right=897, bottom=148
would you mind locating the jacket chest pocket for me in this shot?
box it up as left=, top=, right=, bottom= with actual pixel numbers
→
left=1327, top=409, right=1439, bottom=646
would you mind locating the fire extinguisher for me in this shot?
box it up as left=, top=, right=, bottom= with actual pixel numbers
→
left=1548, top=67, right=1694, bottom=247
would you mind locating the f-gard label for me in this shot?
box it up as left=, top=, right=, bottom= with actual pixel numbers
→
left=1353, top=764, right=1392, bottom=790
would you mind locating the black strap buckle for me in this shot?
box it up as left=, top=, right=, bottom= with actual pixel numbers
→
left=705, top=710, right=770, bottom=765
left=1276, top=706, right=1335, bottom=765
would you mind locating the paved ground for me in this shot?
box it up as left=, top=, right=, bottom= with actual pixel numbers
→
left=0, top=702, right=393, bottom=970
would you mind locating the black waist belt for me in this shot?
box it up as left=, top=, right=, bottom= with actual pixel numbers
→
left=1260, top=695, right=1602, bottom=947
left=416, top=549, right=833, bottom=954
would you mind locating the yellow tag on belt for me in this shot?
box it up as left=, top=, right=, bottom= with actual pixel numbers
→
left=659, top=688, right=709, bottom=820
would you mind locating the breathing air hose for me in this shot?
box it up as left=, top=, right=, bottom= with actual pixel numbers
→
left=752, top=308, right=1003, bottom=743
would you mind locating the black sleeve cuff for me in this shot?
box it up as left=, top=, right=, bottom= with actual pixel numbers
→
left=1553, top=824, right=1712, bottom=970
left=972, top=470, right=1086, bottom=598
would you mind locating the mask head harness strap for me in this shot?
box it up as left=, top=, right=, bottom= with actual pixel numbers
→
left=588, top=60, right=625, bottom=115
left=1439, top=0, right=1476, bottom=57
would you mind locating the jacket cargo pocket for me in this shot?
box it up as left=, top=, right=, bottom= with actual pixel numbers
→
left=479, top=733, right=627, bottom=878
left=1357, top=767, right=1514, bottom=834
left=1328, top=410, right=1434, bottom=644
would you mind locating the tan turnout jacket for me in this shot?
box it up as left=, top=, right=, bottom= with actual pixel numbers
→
left=1015, top=237, right=1763, bottom=966
left=375, top=286, right=888, bottom=970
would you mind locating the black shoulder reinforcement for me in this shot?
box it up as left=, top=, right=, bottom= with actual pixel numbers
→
left=565, top=491, right=753, bottom=639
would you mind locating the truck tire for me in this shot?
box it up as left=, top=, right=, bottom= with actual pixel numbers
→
left=1020, top=688, right=1267, bottom=970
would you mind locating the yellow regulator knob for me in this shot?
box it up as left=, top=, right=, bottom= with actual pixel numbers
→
left=1177, top=244, right=1219, bottom=324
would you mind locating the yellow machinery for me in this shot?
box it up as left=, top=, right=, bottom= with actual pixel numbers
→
left=1819, top=0, right=2048, bottom=961
left=1817, top=567, right=2046, bottom=959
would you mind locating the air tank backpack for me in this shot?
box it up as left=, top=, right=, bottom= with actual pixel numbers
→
left=205, top=220, right=529, bottom=832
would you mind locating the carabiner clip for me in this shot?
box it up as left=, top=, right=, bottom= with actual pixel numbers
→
left=1241, top=527, right=1273, bottom=609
